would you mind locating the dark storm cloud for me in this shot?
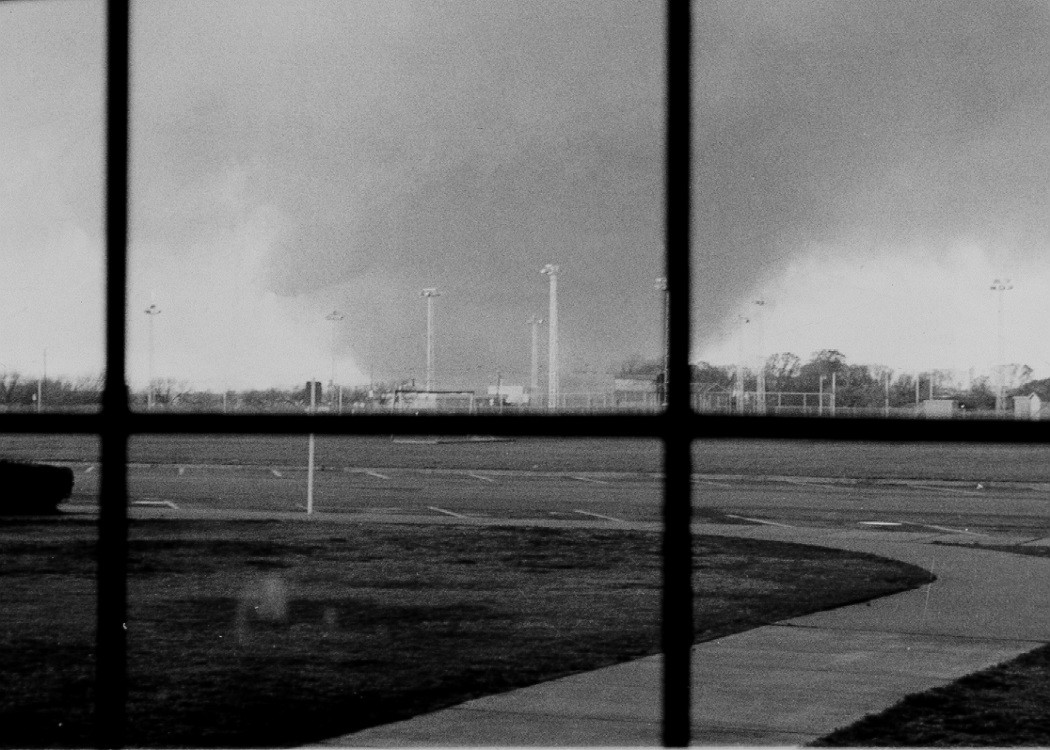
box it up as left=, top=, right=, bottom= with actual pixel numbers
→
left=131, top=1, right=664, bottom=385
left=695, top=0, right=1050, bottom=342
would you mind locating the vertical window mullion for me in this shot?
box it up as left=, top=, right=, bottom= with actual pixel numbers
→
left=662, top=0, right=692, bottom=745
left=98, top=1, right=130, bottom=746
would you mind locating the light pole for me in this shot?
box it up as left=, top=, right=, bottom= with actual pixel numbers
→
left=541, top=264, right=559, bottom=410
left=990, top=278, right=1013, bottom=412
left=144, top=304, right=161, bottom=409
left=325, top=310, right=345, bottom=406
left=527, top=315, right=543, bottom=401
left=420, top=288, right=440, bottom=392
left=753, top=299, right=766, bottom=415
left=655, top=277, right=669, bottom=407
left=736, top=314, right=748, bottom=414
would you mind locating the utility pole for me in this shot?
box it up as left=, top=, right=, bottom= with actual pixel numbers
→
left=819, top=375, right=825, bottom=416
left=831, top=371, right=837, bottom=417
left=884, top=370, right=890, bottom=417
left=144, top=304, right=161, bottom=409
left=541, top=265, right=559, bottom=410
left=753, top=299, right=766, bottom=415
left=527, top=316, right=543, bottom=401
left=990, top=279, right=1013, bottom=412
left=656, top=278, right=669, bottom=407
left=420, top=288, right=440, bottom=392
left=325, top=310, right=345, bottom=405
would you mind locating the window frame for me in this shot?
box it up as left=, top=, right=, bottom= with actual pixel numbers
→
left=3, top=1, right=1045, bottom=747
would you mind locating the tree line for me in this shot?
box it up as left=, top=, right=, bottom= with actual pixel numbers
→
left=618, top=350, right=1036, bottom=410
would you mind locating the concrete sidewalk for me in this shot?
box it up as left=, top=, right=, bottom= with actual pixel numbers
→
left=317, top=524, right=1050, bottom=747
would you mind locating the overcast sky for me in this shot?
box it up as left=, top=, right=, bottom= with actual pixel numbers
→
left=696, top=0, right=1050, bottom=378
left=4, top=1, right=1050, bottom=389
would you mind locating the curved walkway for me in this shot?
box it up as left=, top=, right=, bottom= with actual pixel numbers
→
left=316, top=523, right=1050, bottom=747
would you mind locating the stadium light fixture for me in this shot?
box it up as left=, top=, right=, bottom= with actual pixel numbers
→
left=144, top=304, right=162, bottom=409
left=541, top=265, right=559, bottom=410
left=420, top=288, right=440, bottom=392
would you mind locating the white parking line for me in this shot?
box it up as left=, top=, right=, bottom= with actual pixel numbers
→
left=571, top=476, right=608, bottom=485
left=363, top=470, right=390, bottom=480
left=467, top=472, right=496, bottom=483
left=919, top=523, right=981, bottom=535
left=178, top=467, right=185, bottom=476
left=131, top=500, right=179, bottom=510
left=573, top=510, right=624, bottom=522
left=907, top=484, right=985, bottom=497
left=428, top=506, right=469, bottom=518
left=85, top=465, right=95, bottom=473
left=271, top=469, right=283, bottom=478
left=725, top=514, right=795, bottom=528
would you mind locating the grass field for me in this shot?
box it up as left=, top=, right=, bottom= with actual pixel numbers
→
left=6, top=435, right=1050, bottom=483
left=812, top=542, right=1050, bottom=746
left=813, top=643, right=1050, bottom=747
left=0, top=516, right=932, bottom=747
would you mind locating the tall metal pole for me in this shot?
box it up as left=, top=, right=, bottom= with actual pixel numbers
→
left=527, top=315, right=543, bottom=399
left=307, top=381, right=315, bottom=515
left=735, top=314, right=748, bottom=414
left=541, top=265, right=559, bottom=409
left=144, top=304, right=161, bottom=409
left=753, top=299, right=766, bottom=415
left=990, top=279, right=1013, bottom=412
left=325, top=310, right=345, bottom=402
left=656, top=278, right=669, bottom=407
left=421, top=288, right=440, bottom=392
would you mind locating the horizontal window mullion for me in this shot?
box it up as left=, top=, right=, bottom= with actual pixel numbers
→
left=5, top=413, right=1050, bottom=442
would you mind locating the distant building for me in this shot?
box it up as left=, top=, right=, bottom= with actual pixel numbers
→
left=1013, top=393, right=1042, bottom=420
left=920, top=399, right=957, bottom=418
left=487, top=384, right=528, bottom=405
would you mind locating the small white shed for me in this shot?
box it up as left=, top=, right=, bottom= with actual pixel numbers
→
left=1013, top=393, right=1042, bottom=420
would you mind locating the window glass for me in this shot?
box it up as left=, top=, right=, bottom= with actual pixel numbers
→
left=0, top=435, right=100, bottom=746
left=129, top=1, right=664, bottom=413
left=0, top=1, right=105, bottom=413
left=126, top=435, right=662, bottom=746
left=694, top=2, right=1050, bottom=418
